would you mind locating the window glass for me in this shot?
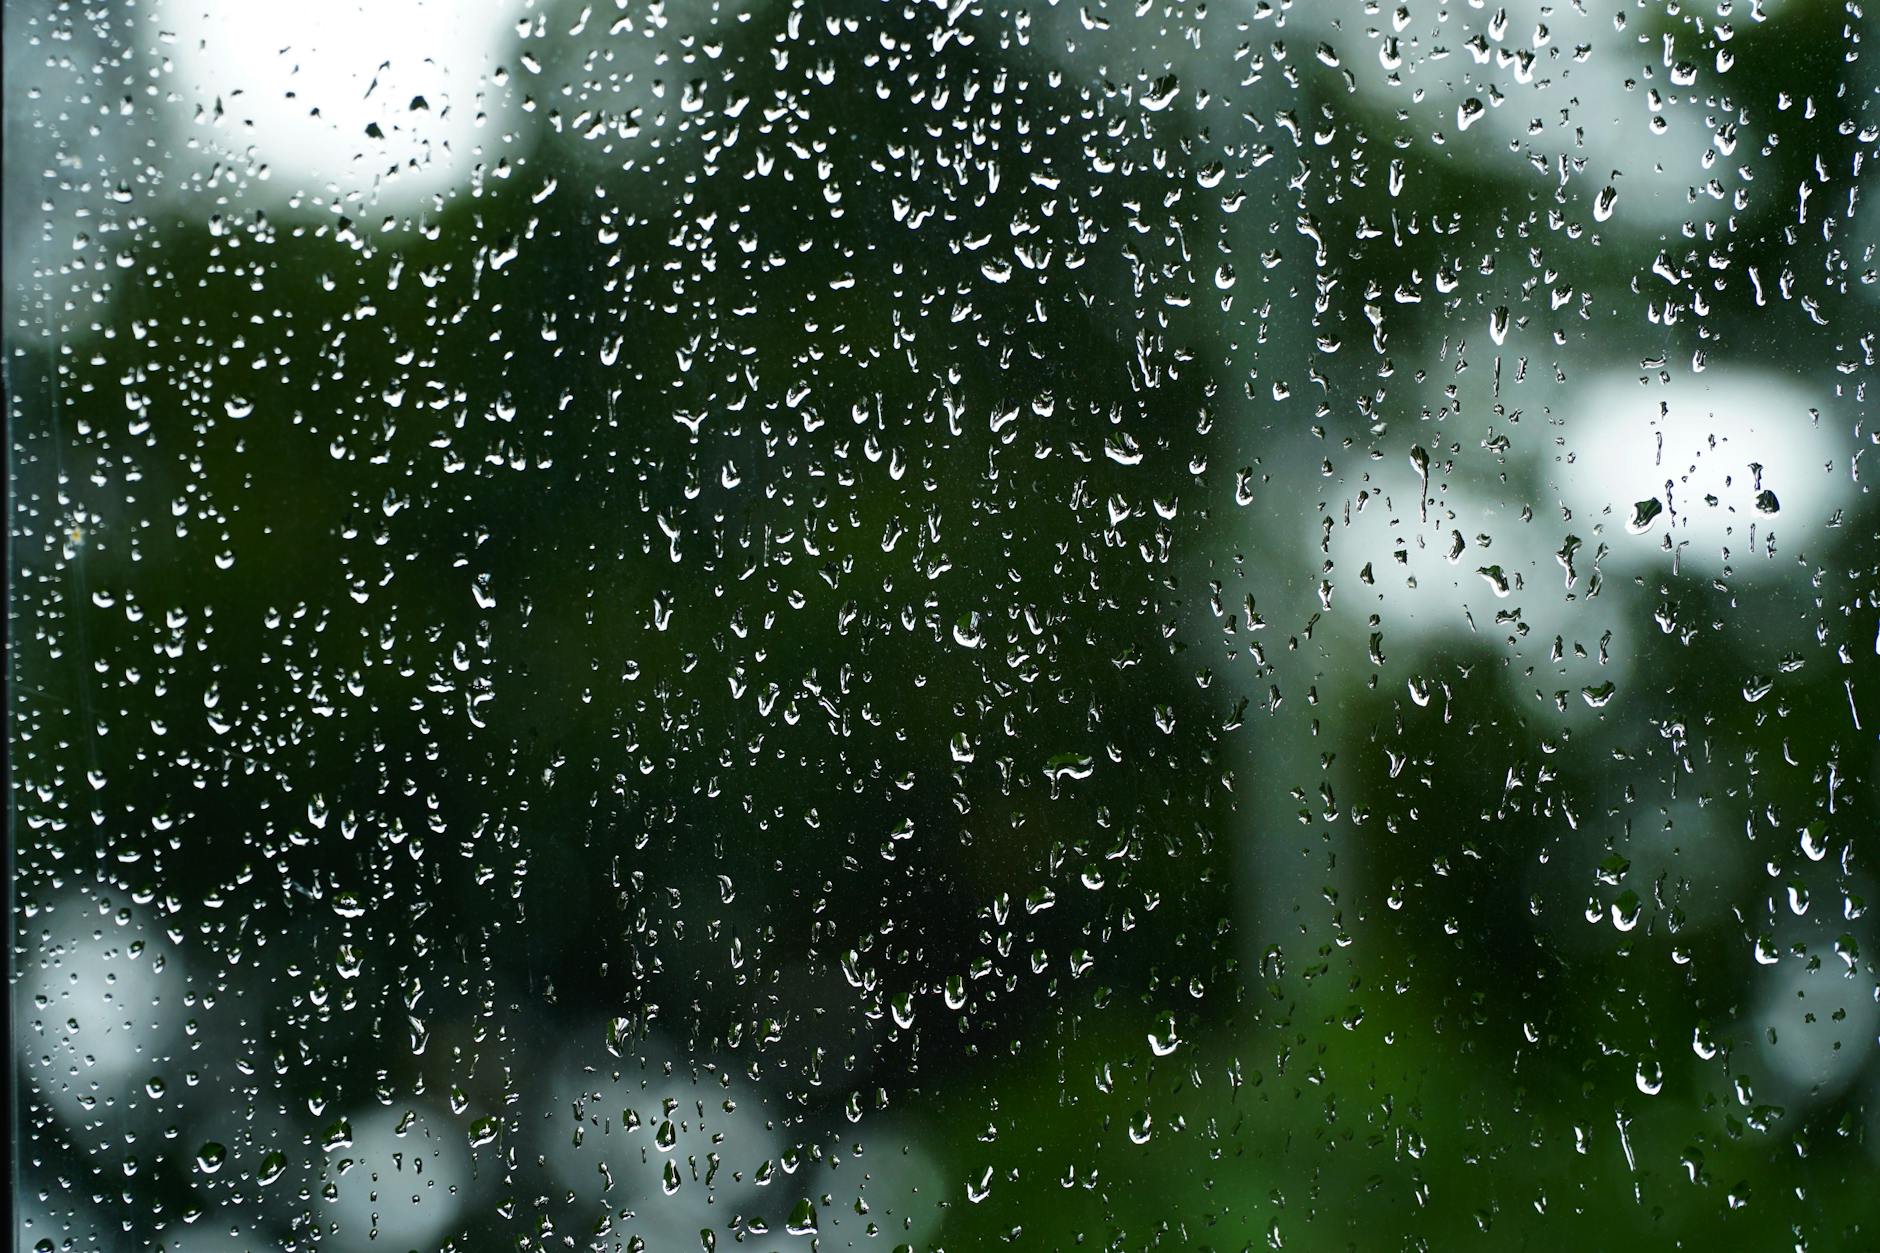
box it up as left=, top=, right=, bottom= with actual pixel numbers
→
left=9, top=1, right=1878, bottom=1249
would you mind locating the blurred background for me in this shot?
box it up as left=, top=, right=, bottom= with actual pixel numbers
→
left=7, top=0, right=1879, bottom=1249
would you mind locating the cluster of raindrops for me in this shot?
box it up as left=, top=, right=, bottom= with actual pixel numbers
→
left=8, top=0, right=1879, bottom=1249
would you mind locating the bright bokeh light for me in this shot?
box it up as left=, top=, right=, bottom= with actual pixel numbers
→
left=162, top=0, right=514, bottom=209
left=1555, top=369, right=1851, bottom=579
left=323, top=1104, right=472, bottom=1251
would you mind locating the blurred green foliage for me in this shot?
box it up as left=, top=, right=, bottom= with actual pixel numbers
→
left=9, top=1, right=1879, bottom=1250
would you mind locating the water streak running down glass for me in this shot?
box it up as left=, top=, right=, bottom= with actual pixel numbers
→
left=7, top=1, right=1879, bottom=1249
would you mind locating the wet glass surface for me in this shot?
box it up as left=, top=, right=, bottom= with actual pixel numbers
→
left=8, top=2, right=1880, bottom=1249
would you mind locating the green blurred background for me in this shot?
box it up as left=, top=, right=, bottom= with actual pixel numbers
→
left=8, top=0, right=1879, bottom=1249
